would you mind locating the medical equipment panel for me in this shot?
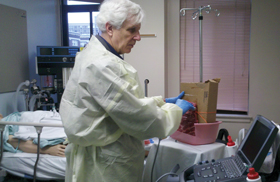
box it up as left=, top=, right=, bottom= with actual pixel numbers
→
left=36, top=46, right=80, bottom=107
left=190, top=115, right=278, bottom=182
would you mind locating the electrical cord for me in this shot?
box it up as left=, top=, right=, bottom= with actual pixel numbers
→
left=156, top=163, right=180, bottom=182
left=151, top=137, right=162, bottom=182
left=155, top=172, right=178, bottom=182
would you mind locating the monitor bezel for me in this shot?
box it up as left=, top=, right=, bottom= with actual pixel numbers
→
left=236, top=115, right=278, bottom=172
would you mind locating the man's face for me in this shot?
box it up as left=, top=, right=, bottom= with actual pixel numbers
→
left=110, top=19, right=141, bottom=54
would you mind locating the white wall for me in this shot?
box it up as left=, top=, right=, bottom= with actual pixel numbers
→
left=165, top=0, right=181, bottom=98
left=249, top=1, right=280, bottom=121
left=124, top=0, right=181, bottom=98
left=0, top=0, right=60, bottom=116
left=124, top=0, right=166, bottom=97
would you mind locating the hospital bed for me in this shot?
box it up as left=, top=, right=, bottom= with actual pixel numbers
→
left=0, top=111, right=66, bottom=182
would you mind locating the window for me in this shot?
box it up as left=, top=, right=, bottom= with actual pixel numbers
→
left=61, top=0, right=101, bottom=46
left=180, top=0, right=251, bottom=114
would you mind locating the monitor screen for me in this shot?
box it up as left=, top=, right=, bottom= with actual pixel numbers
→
left=54, top=48, right=69, bottom=55
left=241, top=120, right=271, bottom=163
left=40, top=48, right=52, bottom=55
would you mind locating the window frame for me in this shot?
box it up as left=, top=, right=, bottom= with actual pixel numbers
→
left=61, top=1, right=100, bottom=46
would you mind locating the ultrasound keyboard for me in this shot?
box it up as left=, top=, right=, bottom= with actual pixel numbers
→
left=220, top=156, right=247, bottom=178
left=192, top=157, right=247, bottom=182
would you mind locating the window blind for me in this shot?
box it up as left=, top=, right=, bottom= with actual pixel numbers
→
left=180, top=0, right=251, bottom=112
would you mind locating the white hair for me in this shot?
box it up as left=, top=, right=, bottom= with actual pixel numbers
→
left=96, top=0, right=144, bottom=32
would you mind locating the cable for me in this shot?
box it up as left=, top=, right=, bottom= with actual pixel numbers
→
left=155, top=172, right=178, bottom=182
left=151, top=137, right=162, bottom=182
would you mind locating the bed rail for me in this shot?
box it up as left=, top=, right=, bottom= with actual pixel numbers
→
left=0, top=121, right=63, bottom=182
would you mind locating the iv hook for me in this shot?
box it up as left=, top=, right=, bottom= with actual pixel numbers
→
left=180, top=5, right=220, bottom=19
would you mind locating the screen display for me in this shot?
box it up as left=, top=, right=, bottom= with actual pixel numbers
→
left=54, top=48, right=69, bottom=55
left=40, top=48, right=52, bottom=55
left=37, top=46, right=80, bottom=57
left=241, top=120, right=271, bottom=163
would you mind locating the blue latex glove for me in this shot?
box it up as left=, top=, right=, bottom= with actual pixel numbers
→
left=165, top=91, right=185, bottom=104
left=175, top=99, right=196, bottom=115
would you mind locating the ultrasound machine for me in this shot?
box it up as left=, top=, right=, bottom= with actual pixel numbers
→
left=179, top=115, right=279, bottom=182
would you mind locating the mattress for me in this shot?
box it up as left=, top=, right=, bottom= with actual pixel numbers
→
left=0, top=152, right=66, bottom=180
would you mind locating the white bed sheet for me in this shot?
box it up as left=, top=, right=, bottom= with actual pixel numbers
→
left=1, top=152, right=66, bottom=180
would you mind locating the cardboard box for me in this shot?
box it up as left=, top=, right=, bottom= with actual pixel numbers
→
left=180, top=78, right=220, bottom=123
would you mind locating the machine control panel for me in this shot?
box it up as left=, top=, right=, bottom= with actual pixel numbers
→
left=36, top=46, right=80, bottom=74
left=36, top=46, right=81, bottom=105
left=37, top=56, right=75, bottom=63
left=192, top=159, right=247, bottom=182
left=37, top=46, right=80, bottom=57
left=36, top=46, right=80, bottom=63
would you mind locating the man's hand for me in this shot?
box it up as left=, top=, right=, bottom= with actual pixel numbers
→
left=175, top=99, right=195, bottom=115
left=165, top=91, right=185, bottom=104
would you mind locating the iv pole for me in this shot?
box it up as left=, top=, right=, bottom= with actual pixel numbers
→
left=180, top=5, right=220, bottom=82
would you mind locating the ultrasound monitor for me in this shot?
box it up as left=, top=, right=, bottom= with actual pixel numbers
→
left=192, top=115, right=279, bottom=182
left=237, top=115, right=278, bottom=172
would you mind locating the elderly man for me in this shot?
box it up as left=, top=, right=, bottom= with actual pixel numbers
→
left=59, top=0, right=195, bottom=181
